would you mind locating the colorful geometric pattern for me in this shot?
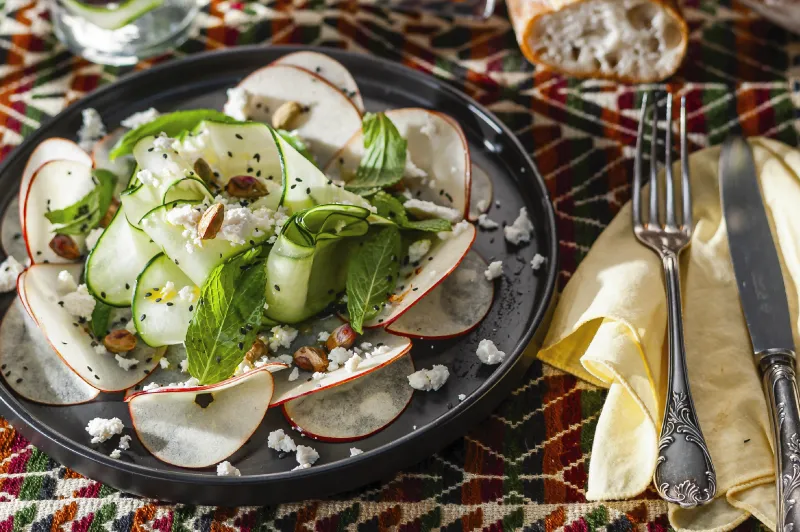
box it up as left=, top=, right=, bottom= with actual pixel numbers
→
left=0, top=0, right=794, bottom=527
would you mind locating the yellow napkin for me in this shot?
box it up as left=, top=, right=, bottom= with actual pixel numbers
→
left=538, top=137, right=800, bottom=532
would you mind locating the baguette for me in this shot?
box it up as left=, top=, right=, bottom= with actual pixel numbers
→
left=507, top=0, right=688, bottom=83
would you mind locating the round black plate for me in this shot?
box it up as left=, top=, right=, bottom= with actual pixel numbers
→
left=0, top=46, right=557, bottom=504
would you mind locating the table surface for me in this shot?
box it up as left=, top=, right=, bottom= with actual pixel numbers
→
left=0, top=0, right=794, bottom=528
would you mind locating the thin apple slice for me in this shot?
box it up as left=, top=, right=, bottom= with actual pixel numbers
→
left=2, top=197, right=26, bottom=261
left=126, top=366, right=275, bottom=468
left=468, top=164, right=493, bottom=221
left=0, top=295, right=100, bottom=405
left=387, top=250, right=493, bottom=339
left=325, top=108, right=471, bottom=219
left=272, top=51, right=365, bottom=113
left=92, top=128, right=135, bottom=194
left=235, top=64, right=362, bottom=167
left=362, top=222, right=476, bottom=329
left=23, top=160, right=95, bottom=264
left=22, top=263, right=164, bottom=392
left=270, top=328, right=412, bottom=406
left=282, top=354, right=413, bottom=442
left=19, top=138, right=92, bottom=225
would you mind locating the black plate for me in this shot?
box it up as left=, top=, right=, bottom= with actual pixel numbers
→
left=0, top=46, right=557, bottom=504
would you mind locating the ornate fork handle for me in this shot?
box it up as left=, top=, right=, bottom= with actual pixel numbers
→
left=654, top=250, right=717, bottom=508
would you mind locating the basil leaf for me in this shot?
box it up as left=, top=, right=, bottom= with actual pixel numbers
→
left=276, top=129, right=316, bottom=166
left=110, top=110, right=241, bottom=159
left=90, top=300, right=113, bottom=339
left=185, top=248, right=267, bottom=385
left=346, top=225, right=401, bottom=333
left=45, top=169, right=117, bottom=235
left=370, top=191, right=451, bottom=233
left=346, top=113, right=406, bottom=190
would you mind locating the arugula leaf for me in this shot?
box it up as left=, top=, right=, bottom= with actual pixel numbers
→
left=185, top=248, right=267, bottom=385
left=276, top=129, right=316, bottom=166
left=345, top=113, right=407, bottom=190
left=90, top=300, right=113, bottom=339
left=45, top=169, right=116, bottom=235
left=346, top=226, right=401, bottom=333
left=110, top=110, right=241, bottom=159
left=370, top=192, right=451, bottom=233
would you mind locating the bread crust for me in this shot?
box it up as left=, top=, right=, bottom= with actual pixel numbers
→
left=507, top=0, right=688, bottom=83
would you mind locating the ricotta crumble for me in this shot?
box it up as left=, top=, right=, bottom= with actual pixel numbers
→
left=407, top=365, right=449, bottom=391
left=85, top=417, right=123, bottom=444
left=476, top=339, right=505, bottom=365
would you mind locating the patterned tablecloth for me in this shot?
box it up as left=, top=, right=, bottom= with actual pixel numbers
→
left=0, top=0, right=795, bottom=528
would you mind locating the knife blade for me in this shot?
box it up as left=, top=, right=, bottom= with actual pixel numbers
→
left=720, top=135, right=800, bottom=532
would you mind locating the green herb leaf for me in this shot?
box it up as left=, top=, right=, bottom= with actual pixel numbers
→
left=185, top=248, right=267, bottom=385
left=45, top=169, right=116, bottom=235
left=276, top=129, right=316, bottom=166
left=345, top=113, right=407, bottom=190
left=370, top=191, right=451, bottom=233
left=90, top=300, right=113, bottom=339
left=346, top=225, right=401, bottom=333
left=110, top=110, right=242, bottom=159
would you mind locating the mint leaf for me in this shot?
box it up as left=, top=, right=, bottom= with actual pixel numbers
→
left=346, top=113, right=406, bottom=190
left=370, top=191, right=451, bottom=233
left=185, top=249, right=267, bottom=385
left=45, top=169, right=116, bottom=235
left=276, top=129, right=316, bottom=166
left=346, top=226, right=401, bottom=333
left=90, top=300, right=113, bottom=339
left=110, top=110, right=241, bottom=159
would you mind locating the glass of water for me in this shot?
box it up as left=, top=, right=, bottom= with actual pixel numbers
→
left=49, top=0, right=198, bottom=66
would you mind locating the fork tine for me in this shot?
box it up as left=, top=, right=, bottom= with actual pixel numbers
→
left=680, top=96, right=692, bottom=231
left=664, top=94, right=675, bottom=228
left=632, top=92, right=649, bottom=227
left=648, top=96, right=659, bottom=227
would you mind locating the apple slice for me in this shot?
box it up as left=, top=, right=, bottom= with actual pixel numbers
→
left=23, top=160, right=95, bottom=264
left=282, top=354, right=413, bottom=442
left=0, top=295, right=100, bottom=405
left=126, top=366, right=276, bottom=468
left=19, top=138, right=92, bottom=225
left=92, top=128, right=135, bottom=194
left=468, top=164, right=493, bottom=221
left=272, top=51, right=365, bottom=113
left=325, top=108, right=471, bottom=219
left=22, top=263, right=164, bottom=392
left=387, top=250, right=493, bottom=339
left=2, top=197, right=26, bottom=262
left=235, top=64, right=362, bottom=167
left=270, top=328, right=412, bottom=406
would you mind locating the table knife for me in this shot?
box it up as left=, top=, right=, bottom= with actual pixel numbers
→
left=720, top=136, right=800, bottom=530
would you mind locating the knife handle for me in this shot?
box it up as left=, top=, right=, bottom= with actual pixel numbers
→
left=762, top=353, right=800, bottom=532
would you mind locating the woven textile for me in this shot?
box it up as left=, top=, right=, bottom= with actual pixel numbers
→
left=0, top=0, right=795, bottom=528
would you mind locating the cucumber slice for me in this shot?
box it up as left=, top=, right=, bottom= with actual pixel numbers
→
left=133, top=253, right=197, bottom=347
left=85, top=207, right=161, bottom=307
left=61, top=0, right=163, bottom=30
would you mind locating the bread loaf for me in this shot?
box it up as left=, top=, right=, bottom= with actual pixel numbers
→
left=507, top=0, right=688, bottom=83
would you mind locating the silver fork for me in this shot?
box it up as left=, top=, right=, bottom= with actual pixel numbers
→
left=633, top=93, right=716, bottom=508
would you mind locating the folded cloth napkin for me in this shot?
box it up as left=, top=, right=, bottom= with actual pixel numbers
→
left=538, top=137, right=800, bottom=532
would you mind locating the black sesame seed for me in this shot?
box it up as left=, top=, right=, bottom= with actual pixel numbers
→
left=166, top=302, right=174, bottom=307
left=148, top=147, right=154, bottom=152
left=101, top=291, right=106, bottom=298
left=145, top=292, right=152, bottom=297
left=140, top=314, right=146, bottom=321
left=373, top=305, right=379, bottom=311
left=58, top=301, right=64, bottom=307
left=125, top=283, right=130, bottom=290
left=162, top=153, right=167, bottom=159
left=274, top=284, right=280, bottom=291
left=256, top=170, right=261, bottom=177
left=247, top=167, right=253, bottom=173
left=238, top=342, right=244, bottom=350
left=189, top=305, right=194, bottom=312
left=94, top=375, right=100, bottom=380
left=145, top=357, right=152, bottom=363
left=236, top=134, right=243, bottom=140
left=306, top=188, right=310, bottom=194
left=155, top=298, right=162, bottom=303
left=227, top=151, right=233, bottom=157
left=15, top=378, right=22, bottom=384
left=290, top=185, right=296, bottom=190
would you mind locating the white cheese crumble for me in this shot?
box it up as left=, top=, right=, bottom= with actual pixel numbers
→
left=438, top=219, right=472, bottom=240
left=85, top=417, right=123, bottom=444
left=159, top=281, right=176, bottom=300
left=152, top=132, right=173, bottom=152
left=407, top=365, right=450, bottom=391
left=62, top=284, right=96, bottom=319
left=420, top=115, right=438, bottom=138
left=504, top=207, right=534, bottom=245
left=350, top=448, right=364, bottom=457
left=269, top=325, right=298, bottom=352
left=405, top=199, right=462, bottom=223
left=216, top=461, right=241, bottom=477
left=0, top=256, right=24, bottom=293
left=288, top=367, right=299, bottom=381
left=476, top=339, right=505, bottom=365
left=476, top=199, right=489, bottom=212
left=344, top=354, right=362, bottom=373
left=179, top=359, right=188, bottom=373
left=85, top=227, right=105, bottom=251
left=118, top=435, right=131, bottom=450
left=267, top=429, right=297, bottom=453
left=407, top=239, right=431, bottom=264
left=317, top=331, right=330, bottom=343
left=327, top=360, right=340, bottom=372
left=136, top=168, right=160, bottom=188
left=172, top=128, right=209, bottom=162
left=77, top=108, right=106, bottom=152
left=178, top=286, right=198, bottom=304
left=484, top=260, right=503, bottom=281
left=94, top=344, right=107, bottom=355
left=312, top=372, right=325, bottom=380
left=404, top=154, right=428, bottom=179
left=531, top=253, right=546, bottom=270
left=56, top=269, right=78, bottom=295
left=115, top=355, right=137, bottom=370
left=328, top=346, right=352, bottom=365
left=295, top=445, right=319, bottom=468
left=458, top=393, right=466, bottom=401
left=223, top=87, right=251, bottom=121
left=121, top=108, right=160, bottom=129
left=276, top=354, right=293, bottom=366
left=110, top=449, right=122, bottom=459
left=142, top=382, right=161, bottom=391
left=159, top=358, right=170, bottom=369
left=477, top=214, right=499, bottom=230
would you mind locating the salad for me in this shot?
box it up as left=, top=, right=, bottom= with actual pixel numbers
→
left=0, top=51, right=542, bottom=474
